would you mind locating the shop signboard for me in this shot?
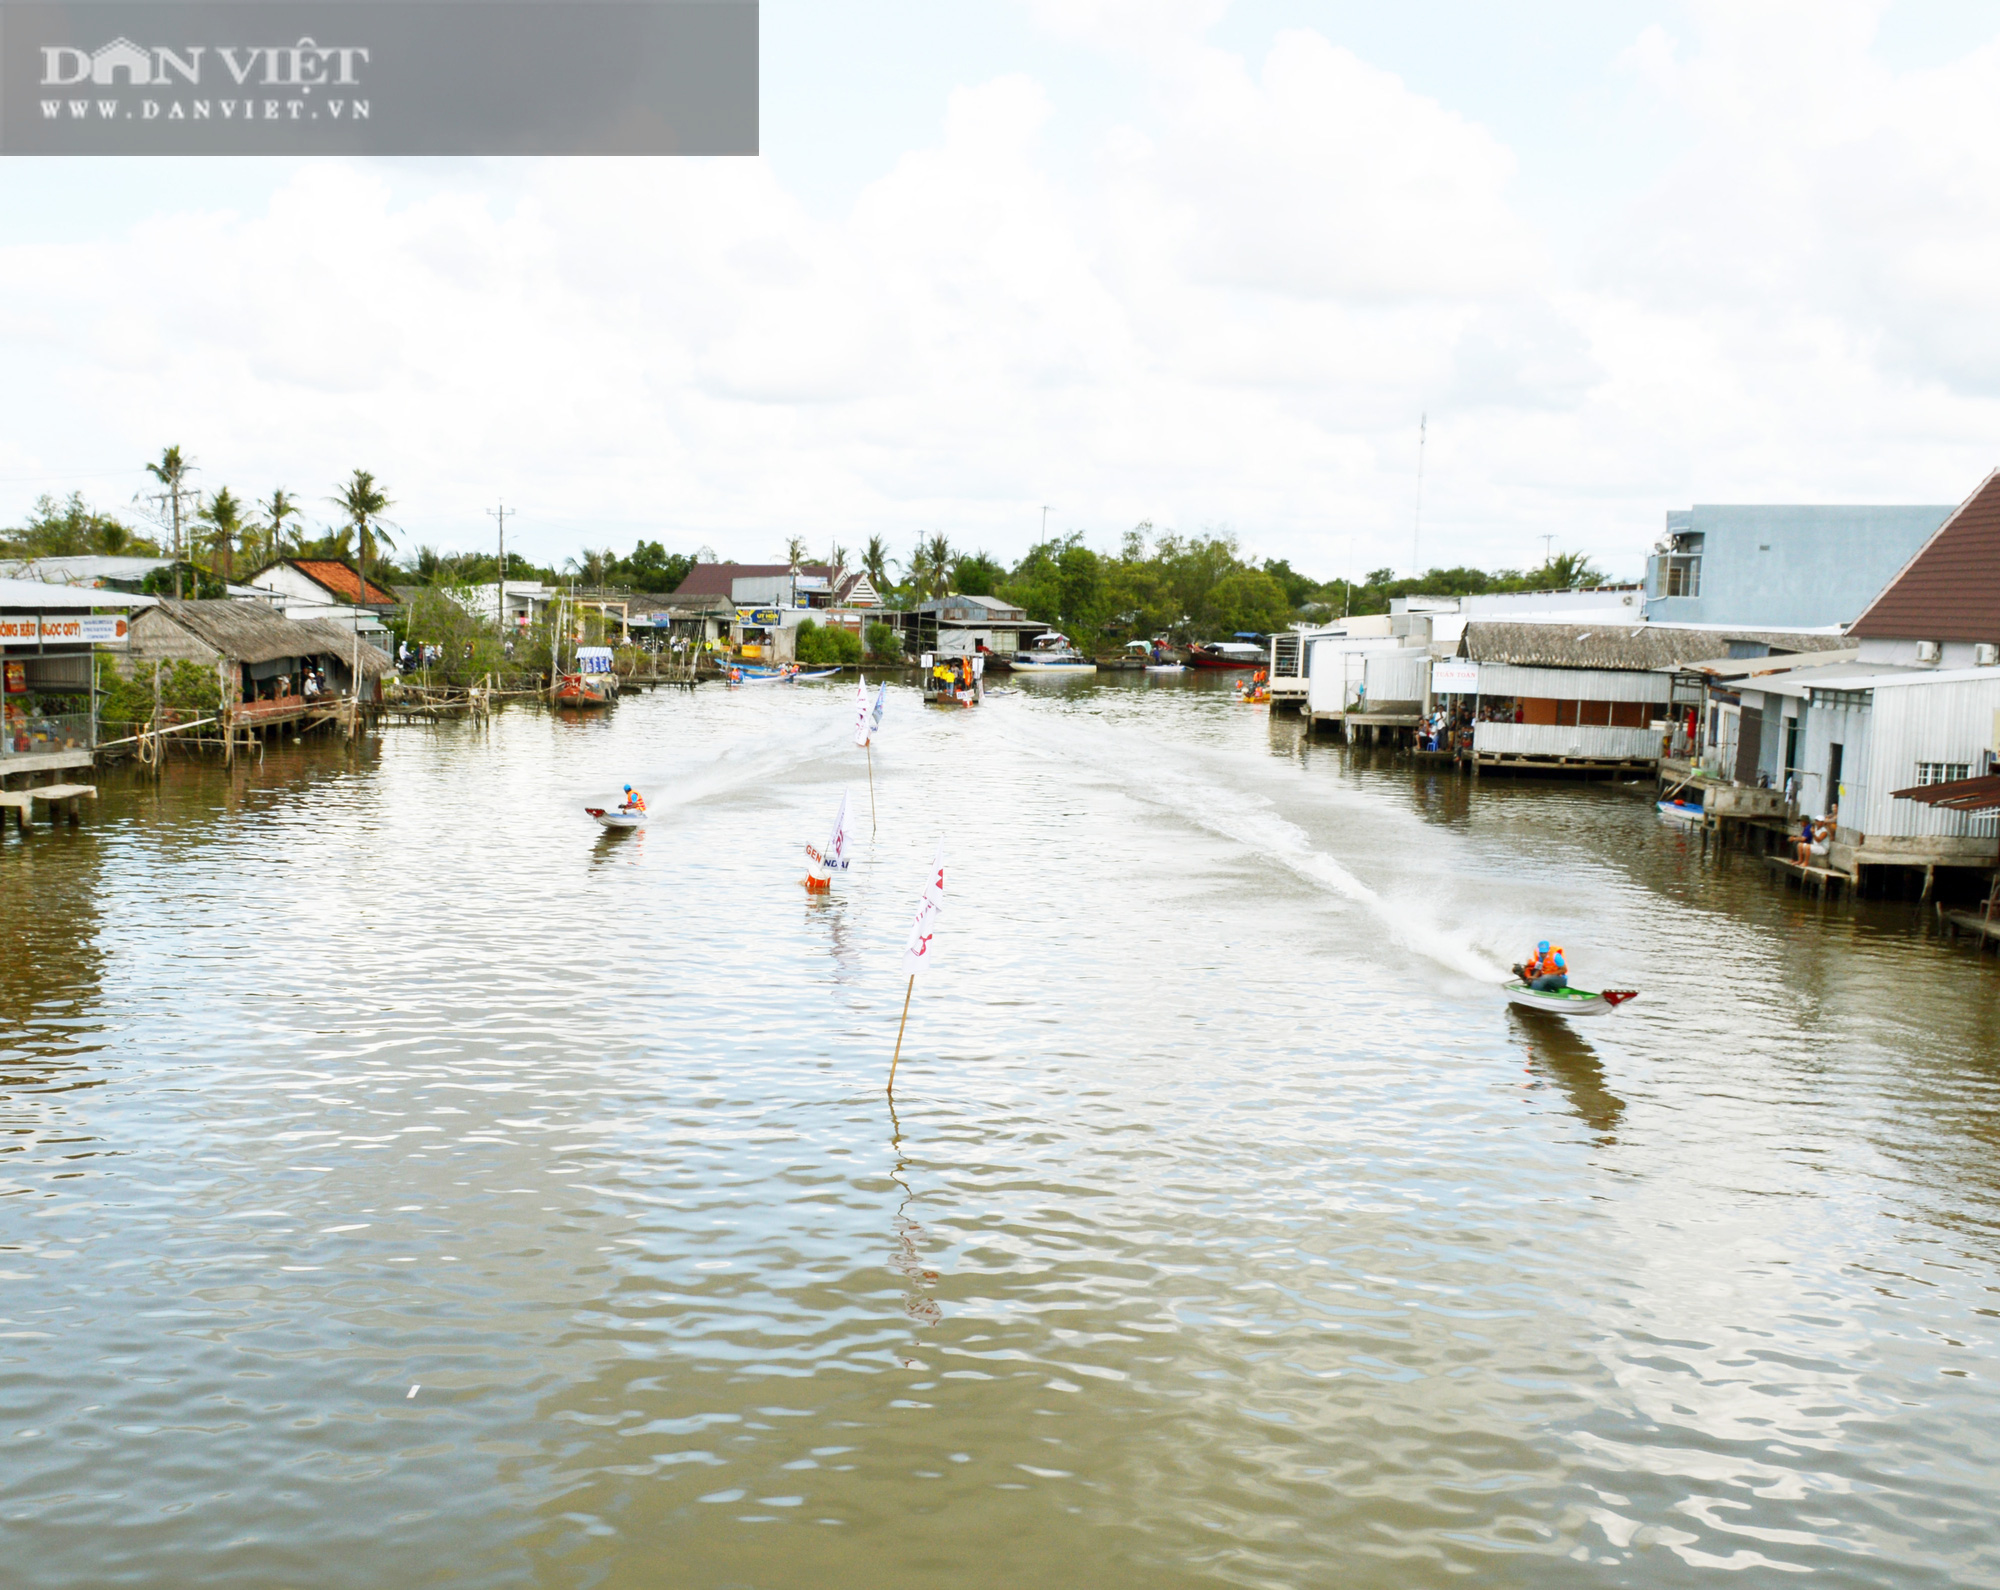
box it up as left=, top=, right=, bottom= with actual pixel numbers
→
left=0, top=614, right=131, bottom=646
left=1432, top=659, right=1480, bottom=694
left=736, top=607, right=781, bottom=627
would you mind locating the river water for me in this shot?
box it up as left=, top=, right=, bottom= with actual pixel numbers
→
left=5, top=676, right=1999, bottom=1588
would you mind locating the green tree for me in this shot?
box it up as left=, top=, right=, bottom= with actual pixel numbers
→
left=1196, top=569, right=1291, bottom=636
left=142, top=444, right=196, bottom=598
left=255, top=487, right=302, bottom=568
left=330, top=469, right=395, bottom=597
left=4, top=492, right=153, bottom=558
left=609, top=540, right=695, bottom=593
left=862, top=535, right=891, bottom=593
left=195, top=486, right=245, bottom=581
left=952, top=550, right=1005, bottom=596
left=864, top=621, right=901, bottom=660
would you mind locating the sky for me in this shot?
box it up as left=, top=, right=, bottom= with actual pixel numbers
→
left=4, top=0, right=2000, bottom=583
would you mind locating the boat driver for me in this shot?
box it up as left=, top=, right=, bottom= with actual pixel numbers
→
left=1514, top=941, right=1567, bottom=991
left=619, top=784, right=646, bottom=813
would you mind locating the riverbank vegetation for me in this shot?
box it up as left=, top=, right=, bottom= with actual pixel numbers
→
left=6, top=449, right=1612, bottom=654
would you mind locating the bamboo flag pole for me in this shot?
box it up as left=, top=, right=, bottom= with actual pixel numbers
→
left=889, top=843, right=946, bottom=1097
left=887, top=973, right=915, bottom=1096
left=866, top=743, right=876, bottom=833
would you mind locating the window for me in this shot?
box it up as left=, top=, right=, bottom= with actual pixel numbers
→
left=1915, top=762, right=1972, bottom=787
left=1664, top=556, right=1701, bottom=598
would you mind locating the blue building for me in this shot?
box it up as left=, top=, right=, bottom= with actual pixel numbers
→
left=1643, top=504, right=1953, bottom=628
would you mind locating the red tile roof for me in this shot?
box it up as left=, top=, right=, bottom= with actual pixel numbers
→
left=290, top=559, right=398, bottom=606
left=672, top=563, right=838, bottom=599
left=1850, top=470, right=2000, bottom=642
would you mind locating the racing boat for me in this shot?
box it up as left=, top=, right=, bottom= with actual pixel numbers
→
left=789, top=668, right=841, bottom=682
left=1657, top=798, right=1703, bottom=823
left=1503, top=981, right=1638, bottom=1018
left=585, top=804, right=646, bottom=830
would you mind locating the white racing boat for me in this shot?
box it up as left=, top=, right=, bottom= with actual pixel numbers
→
left=1503, top=981, right=1637, bottom=1019
left=585, top=803, right=647, bottom=830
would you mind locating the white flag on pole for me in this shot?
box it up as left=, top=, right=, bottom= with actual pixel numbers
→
left=806, top=789, right=853, bottom=874
left=869, top=681, right=888, bottom=738
left=853, top=676, right=872, bottom=747
left=901, top=843, right=946, bottom=976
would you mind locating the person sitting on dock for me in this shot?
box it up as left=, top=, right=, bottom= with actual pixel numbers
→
left=1513, top=941, right=1568, bottom=991
left=619, top=785, right=646, bottom=814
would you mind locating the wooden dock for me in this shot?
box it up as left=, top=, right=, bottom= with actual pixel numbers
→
left=1939, top=906, right=2000, bottom=950
left=1763, top=852, right=1851, bottom=898
left=0, top=783, right=96, bottom=829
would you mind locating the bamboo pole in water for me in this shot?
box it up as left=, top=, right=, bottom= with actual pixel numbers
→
left=887, top=974, right=915, bottom=1097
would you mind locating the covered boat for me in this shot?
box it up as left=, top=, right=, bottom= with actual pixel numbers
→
left=1010, top=632, right=1096, bottom=674
left=1187, top=640, right=1266, bottom=670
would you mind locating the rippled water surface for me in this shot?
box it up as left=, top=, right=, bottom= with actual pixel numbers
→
left=5, top=677, right=2000, bottom=1587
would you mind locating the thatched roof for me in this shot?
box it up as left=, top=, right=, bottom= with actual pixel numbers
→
left=139, top=600, right=393, bottom=676
left=1461, top=621, right=1851, bottom=672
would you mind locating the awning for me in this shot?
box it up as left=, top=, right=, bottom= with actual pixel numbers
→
left=1891, top=773, right=2000, bottom=812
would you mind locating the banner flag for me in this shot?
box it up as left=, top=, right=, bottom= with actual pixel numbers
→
left=900, top=843, right=946, bottom=977
left=804, top=789, right=852, bottom=878
left=854, top=676, right=872, bottom=747
left=869, top=681, right=888, bottom=738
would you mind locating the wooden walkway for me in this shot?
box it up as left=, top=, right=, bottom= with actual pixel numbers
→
left=1940, top=907, right=2000, bottom=950
left=0, top=783, right=96, bottom=829
left=1763, top=853, right=1852, bottom=898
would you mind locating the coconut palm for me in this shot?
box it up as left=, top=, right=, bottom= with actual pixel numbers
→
left=784, top=535, right=809, bottom=571
left=862, top=535, right=890, bottom=592
left=256, top=487, right=302, bottom=568
left=195, top=486, right=245, bottom=581
left=142, top=444, right=195, bottom=598
left=330, top=469, right=395, bottom=600
left=903, top=532, right=955, bottom=600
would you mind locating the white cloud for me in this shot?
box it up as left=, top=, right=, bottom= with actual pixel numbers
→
left=6, top=4, right=2000, bottom=582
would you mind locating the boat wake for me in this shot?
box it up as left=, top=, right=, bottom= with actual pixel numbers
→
left=1014, top=715, right=1512, bottom=985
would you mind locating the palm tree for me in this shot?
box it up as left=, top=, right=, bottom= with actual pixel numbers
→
left=903, top=532, right=955, bottom=600
left=862, top=535, right=890, bottom=592
left=330, top=469, right=394, bottom=602
left=257, top=487, right=302, bottom=568
left=142, top=445, right=195, bottom=598
left=195, top=486, right=245, bottom=582
left=784, top=535, right=809, bottom=571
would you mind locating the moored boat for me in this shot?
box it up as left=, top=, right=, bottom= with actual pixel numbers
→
left=1657, top=799, right=1703, bottom=823
left=1011, top=632, right=1097, bottom=674
left=1187, top=641, right=1266, bottom=670
left=1503, top=981, right=1638, bottom=1019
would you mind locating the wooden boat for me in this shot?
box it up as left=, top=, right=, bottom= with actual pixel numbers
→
left=553, top=672, right=615, bottom=707
left=585, top=804, right=645, bottom=830
left=1503, top=981, right=1638, bottom=1019
left=1187, top=641, right=1266, bottom=670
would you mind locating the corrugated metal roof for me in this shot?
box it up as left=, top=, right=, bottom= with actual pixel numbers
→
left=1850, top=468, right=2000, bottom=642
left=0, top=577, right=155, bottom=610
left=1462, top=621, right=1851, bottom=671
left=672, top=563, right=837, bottom=599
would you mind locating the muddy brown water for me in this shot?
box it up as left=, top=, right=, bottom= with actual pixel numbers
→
left=4, top=675, right=1998, bottom=1586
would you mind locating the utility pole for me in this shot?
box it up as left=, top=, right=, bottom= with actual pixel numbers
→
left=487, top=500, right=513, bottom=633
left=1041, top=505, right=1051, bottom=541
left=1412, top=413, right=1426, bottom=582
left=1541, top=533, right=1555, bottom=571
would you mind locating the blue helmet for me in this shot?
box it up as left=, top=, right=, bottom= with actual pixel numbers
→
left=1537, top=940, right=1550, bottom=955
left=623, top=785, right=633, bottom=792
